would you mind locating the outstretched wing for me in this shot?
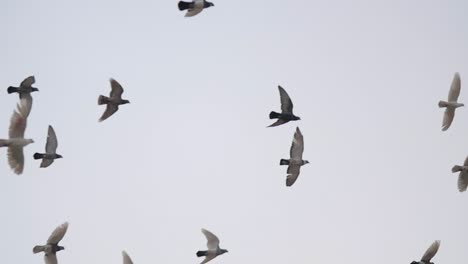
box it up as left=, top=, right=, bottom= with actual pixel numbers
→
left=45, top=125, right=58, bottom=154
left=47, top=222, right=69, bottom=244
left=99, top=104, right=119, bottom=122
left=447, top=73, right=461, bottom=102
left=122, top=251, right=134, bottom=264
left=290, top=127, right=304, bottom=160
left=268, top=119, right=288, bottom=127
left=278, top=86, right=294, bottom=114
left=8, top=146, right=24, bottom=175
left=442, top=108, right=455, bottom=131
left=20, top=75, right=35, bottom=87
left=202, top=228, right=220, bottom=250
left=200, top=255, right=216, bottom=264
left=286, top=165, right=301, bottom=187
left=420, top=240, right=440, bottom=262
left=9, top=96, right=32, bottom=139
left=110, top=79, right=124, bottom=99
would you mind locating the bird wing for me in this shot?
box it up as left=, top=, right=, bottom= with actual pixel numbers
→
left=122, top=251, right=134, bottom=264
left=7, top=146, right=24, bottom=175
left=202, top=228, right=220, bottom=250
left=441, top=107, right=455, bottom=131
left=110, top=79, right=124, bottom=99
left=47, top=222, right=69, bottom=244
left=200, top=255, right=216, bottom=264
left=45, top=125, right=58, bottom=154
left=40, top=159, right=55, bottom=168
left=286, top=164, right=301, bottom=186
left=458, top=171, right=468, bottom=192
left=44, top=253, right=58, bottom=264
left=20, top=75, right=35, bottom=87
left=420, top=240, right=440, bottom=262
left=290, top=127, right=304, bottom=160
left=268, top=119, right=288, bottom=127
left=99, top=104, right=119, bottom=122
left=9, top=96, right=32, bottom=139
left=447, top=73, right=461, bottom=102
left=463, top=156, right=468, bottom=166
left=185, top=8, right=203, bottom=17
left=278, top=86, right=294, bottom=114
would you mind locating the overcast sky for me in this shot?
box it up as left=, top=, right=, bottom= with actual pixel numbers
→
left=1, top=0, right=468, bottom=263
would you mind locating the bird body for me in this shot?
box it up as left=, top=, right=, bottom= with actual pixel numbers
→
left=7, top=76, right=39, bottom=98
left=33, top=125, right=62, bottom=168
left=268, top=86, right=300, bottom=127
left=33, top=222, right=69, bottom=264
left=439, top=73, right=462, bottom=131
left=197, top=228, right=228, bottom=264
left=411, top=240, right=441, bottom=264
left=452, top=156, right=468, bottom=192
left=178, top=0, right=214, bottom=17
left=280, top=127, right=309, bottom=186
left=98, top=79, right=130, bottom=122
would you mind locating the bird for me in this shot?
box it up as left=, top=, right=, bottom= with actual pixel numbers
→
left=280, top=127, right=309, bottom=186
left=411, top=240, right=441, bottom=264
left=98, top=78, right=130, bottom=122
left=439, top=73, right=463, bottom=131
left=0, top=96, right=34, bottom=174
left=33, top=125, right=62, bottom=168
left=268, top=85, right=300, bottom=127
left=178, top=0, right=214, bottom=17
left=452, top=156, right=468, bottom=192
left=33, top=222, right=69, bottom=264
left=7, top=75, right=39, bottom=98
left=122, top=251, right=134, bottom=264
left=196, top=228, right=228, bottom=264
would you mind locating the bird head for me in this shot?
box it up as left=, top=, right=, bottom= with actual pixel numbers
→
left=220, top=249, right=228, bottom=255
left=32, top=87, right=39, bottom=92
left=57, top=246, right=65, bottom=251
left=303, top=160, right=310, bottom=165
left=56, top=154, right=63, bottom=159
left=122, top=100, right=130, bottom=104
left=27, top=139, right=34, bottom=144
left=410, top=262, right=418, bottom=264
left=205, top=1, right=214, bottom=7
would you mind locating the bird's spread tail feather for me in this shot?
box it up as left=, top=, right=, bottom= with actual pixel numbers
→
left=33, top=153, right=45, bottom=160
left=438, top=100, right=449, bottom=108
left=178, top=1, right=192, bottom=10
left=98, top=95, right=109, bottom=105
left=196, top=251, right=207, bottom=257
left=33, top=245, right=46, bottom=254
left=280, top=159, right=289, bottom=165
left=452, top=165, right=463, bottom=173
left=269, top=111, right=281, bottom=119
left=7, top=86, right=18, bottom=94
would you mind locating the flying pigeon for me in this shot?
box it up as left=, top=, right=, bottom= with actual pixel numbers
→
left=411, top=240, right=441, bottom=264
left=196, top=228, right=228, bottom=264
left=178, top=0, right=214, bottom=17
left=98, top=78, right=130, bottom=122
left=268, top=85, right=300, bottom=127
left=33, top=222, right=69, bottom=264
left=280, top=127, right=309, bottom=186
left=452, top=156, right=468, bottom=192
left=122, top=251, right=134, bottom=264
left=439, top=73, right=463, bottom=131
left=33, top=125, right=62, bottom=168
left=0, top=96, right=34, bottom=174
left=7, top=75, right=39, bottom=98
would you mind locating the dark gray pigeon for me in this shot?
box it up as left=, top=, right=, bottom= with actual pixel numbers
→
left=178, top=0, right=214, bottom=17
left=268, top=85, right=300, bottom=127
left=98, top=79, right=130, bottom=122
left=411, top=240, right=441, bottom=264
left=33, top=222, right=69, bottom=264
left=7, top=76, right=39, bottom=98
left=280, top=127, right=309, bottom=186
left=33, top=125, right=62, bottom=168
left=196, top=228, right=228, bottom=264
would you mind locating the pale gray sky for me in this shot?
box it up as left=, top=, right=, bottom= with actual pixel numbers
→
left=1, top=0, right=468, bottom=263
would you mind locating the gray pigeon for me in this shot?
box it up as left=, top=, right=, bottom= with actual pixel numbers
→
left=280, top=127, right=309, bottom=186
left=196, top=228, right=228, bottom=264
left=98, top=79, right=130, bottom=122
left=178, top=0, right=214, bottom=17
left=0, top=96, right=34, bottom=175
left=7, top=75, right=39, bottom=98
left=33, top=222, right=69, bottom=264
left=439, top=73, right=463, bottom=131
left=268, top=86, right=300, bottom=127
left=33, top=125, right=62, bottom=168
left=122, top=251, right=133, bottom=264
left=452, top=156, right=468, bottom=192
left=411, top=240, right=441, bottom=264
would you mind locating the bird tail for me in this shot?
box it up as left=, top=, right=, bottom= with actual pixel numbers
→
left=33, top=153, right=45, bottom=160
left=452, top=165, right=463, bottom=173
left=178, top=1, right=192, bottom=10
left=7, top=86, right=18, bottom=94
left=269, top=111, right=281, bottom=119
left=98, top=95, right=109, bottom=105
left=280, top=159, right=290, bottom=165
left=196, top=250, right=207, bottom=257
left=438, top=100, right=449, bottom=108
left=33, top=245, right=46, bottom=254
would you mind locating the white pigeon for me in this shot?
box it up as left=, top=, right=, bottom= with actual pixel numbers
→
left=178, top=0, right=214, bottom=17
left=122, top=251, right=133, bottom=264
left=0, top=95, right=34, bottom=174
left=411, top=240, right=441, bottom=264
left=196, top=228, right=228, bottom=264
left=452, top=156, right=468, bottom=192
left=33, top=222, right=69, bottom=264
left=439, top=73, right=463, bottom=131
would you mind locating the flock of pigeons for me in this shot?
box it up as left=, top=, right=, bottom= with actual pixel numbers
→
left=2, top=0, right=464, bottom=264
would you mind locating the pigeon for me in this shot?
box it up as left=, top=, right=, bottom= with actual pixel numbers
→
left=33, top=125, right=62, bottom=168
left=196, top=228, right=228, bottom=264
left=439, top=73, right=463, bottom=131
left=178, top=0, right=214, bottom=17
left=0, top=96, right=34, bottom=174
left=411, top=240, right=441, bottom=264
left=280, top=127, right=309, bottom=186
left=122, top=251, right=134, bottom=264
left=33, top=222, right=69, bottom=264
left=7, top=75, right=39, bottom=98
left=268, top=85, right=300, bottom=127
left=452, top=156, right=468, bottom=192
left=98, top=78, right=130, bottom=122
